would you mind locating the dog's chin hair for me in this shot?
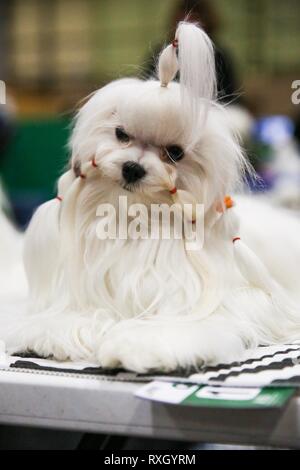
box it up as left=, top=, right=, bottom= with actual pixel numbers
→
left=122, top=183, right=139, bottom=193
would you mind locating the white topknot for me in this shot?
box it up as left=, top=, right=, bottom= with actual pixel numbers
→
left=158, top=21, right=217, bottom=146
left=158, top=44, right=179, bottom=87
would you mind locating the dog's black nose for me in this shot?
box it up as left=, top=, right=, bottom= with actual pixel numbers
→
left=122, top=161, right=146, bottom=184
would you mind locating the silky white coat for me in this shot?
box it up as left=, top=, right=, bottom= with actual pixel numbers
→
left=2, top=22, right=300, bottom=372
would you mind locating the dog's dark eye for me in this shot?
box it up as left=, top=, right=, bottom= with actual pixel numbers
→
left=165, top=145, right=184, bottom=162
left=116, top=127, right=130, bottom=143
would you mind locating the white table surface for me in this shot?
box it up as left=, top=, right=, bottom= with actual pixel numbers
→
left=0, top=368, right=299, bottom=448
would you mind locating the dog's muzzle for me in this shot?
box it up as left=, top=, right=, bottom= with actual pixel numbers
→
left=122, top=161, right=146, bottom=184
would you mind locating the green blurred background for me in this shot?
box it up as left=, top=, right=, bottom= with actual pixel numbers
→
left=0, top=0, right=300, bottom=224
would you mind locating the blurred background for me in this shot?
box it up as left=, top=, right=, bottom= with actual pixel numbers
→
left=1, top=0, right=300, bottom=227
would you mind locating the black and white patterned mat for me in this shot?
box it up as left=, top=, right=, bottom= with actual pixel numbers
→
left=189, top=343, right=300, bottom=388
left=2, top=343, right=300, bottom=387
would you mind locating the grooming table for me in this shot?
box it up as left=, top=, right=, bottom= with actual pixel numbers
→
left=0, top=348, right=300, bottom=448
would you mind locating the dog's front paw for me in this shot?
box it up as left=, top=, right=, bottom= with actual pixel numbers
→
left=7, top=315, right=102, bottom=362
left=10, top=334, right=71, bottom=361
left=96, top=316, right=246, bottom=373
left=97, top=327, right=176, bottom=373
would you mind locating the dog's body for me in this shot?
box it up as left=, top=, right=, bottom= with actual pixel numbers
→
left=2, top=23, right=300, bottom=372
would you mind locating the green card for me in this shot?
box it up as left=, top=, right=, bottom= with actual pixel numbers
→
left=135, top=381, right=295, bottom=409
left=183, top=385, right=295, bottom=409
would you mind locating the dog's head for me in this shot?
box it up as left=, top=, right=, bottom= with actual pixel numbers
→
left=69, top=22, right=246, bottom=211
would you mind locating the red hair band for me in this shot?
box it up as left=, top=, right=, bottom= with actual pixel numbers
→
left=57, top=158, right=98, bottom=203
left=172, top=39, right=178, bottom=48
left=91, top=157, right=98, bottom=168
left=73, top=162, right=86, bottom=179
left=170, top=187, right=177, bottom=195
left=233, top=237, right=241, bottom=244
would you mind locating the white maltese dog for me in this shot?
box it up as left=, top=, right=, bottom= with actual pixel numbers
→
left=3, top=22, right=300, bottom=372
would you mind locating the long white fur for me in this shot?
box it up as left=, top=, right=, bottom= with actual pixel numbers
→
left=2, top=22, right=300, bottom=371
left=0, top=186, right=27, bottom=301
